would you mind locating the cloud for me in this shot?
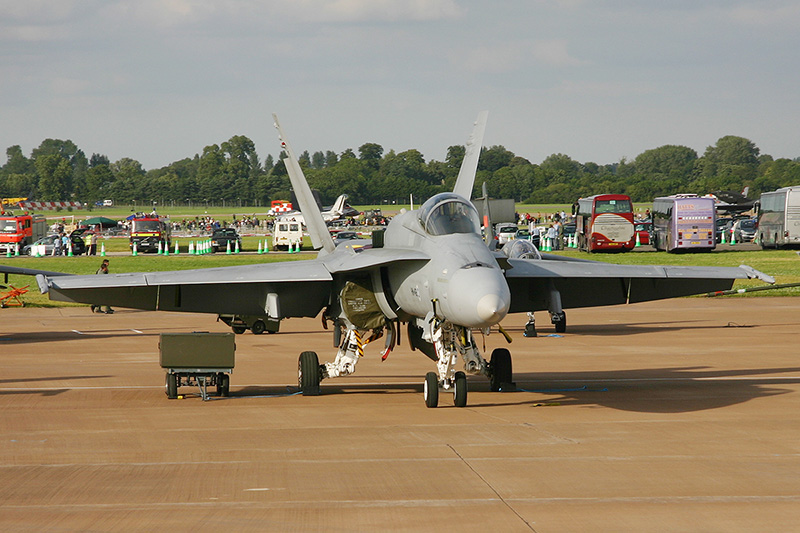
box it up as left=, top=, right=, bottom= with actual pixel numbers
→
left=557, top=79, right=657, bottom=97
left=0, top=24, right=71, bottom=42
left=729, top=3, right=800, bottom=27
left=455, top=39, right=585, bottom=73
left=50, top=77, right=91, bottom=95
left=531, top=39, right=585, bottom=67
left=95, top=0, right=461, bottom=28
left=320, top=0, right=461, bottom=21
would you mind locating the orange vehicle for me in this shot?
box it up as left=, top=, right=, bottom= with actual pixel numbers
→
left=0, top=213, right=47, bottom=254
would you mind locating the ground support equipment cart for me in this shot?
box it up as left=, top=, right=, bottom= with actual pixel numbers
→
left=160, top=332, right=235, bottom=401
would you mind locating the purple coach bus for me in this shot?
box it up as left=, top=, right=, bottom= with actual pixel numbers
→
left=651, top=194, right=716, bottom=252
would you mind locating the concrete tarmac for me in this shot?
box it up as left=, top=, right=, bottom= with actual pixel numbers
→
left=1, top=298, right=799, bottom=531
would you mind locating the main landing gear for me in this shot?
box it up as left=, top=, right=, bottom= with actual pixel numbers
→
left=293, top=319, right=515, bottom=408
left=296, top=323, right=394, bottom=396
left=525, top=283, right=567, bottom=336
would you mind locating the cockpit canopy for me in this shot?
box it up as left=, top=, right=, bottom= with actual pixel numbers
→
left=418, top=193, right=480, bottom=236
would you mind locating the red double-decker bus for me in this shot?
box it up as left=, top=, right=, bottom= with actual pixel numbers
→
left=573, top=194, right=635, bottom=252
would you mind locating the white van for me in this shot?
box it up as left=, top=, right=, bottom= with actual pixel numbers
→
left=103, top=199, right=113, bottom=207
left=272, top=218, right=304, bottom=250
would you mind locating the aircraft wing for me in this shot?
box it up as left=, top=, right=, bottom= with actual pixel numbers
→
left=321, top=247, right=429, bottom=273
left=30, top=260, right=333, bottom=318
left=504, top=258, right=767, bottom=312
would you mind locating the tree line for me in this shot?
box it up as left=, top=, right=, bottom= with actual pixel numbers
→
left=2, top=133, right=799, bottom=208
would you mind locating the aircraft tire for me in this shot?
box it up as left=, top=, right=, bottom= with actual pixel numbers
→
left=554, top=312, right=567, bottom=333
left=424, top=372, right=439, bottom=408
left=251, top=320, right=266, bottom=335
left=299, top=351, right=321, bottom=396
left=489, top=348, right=513, bottom=392
left=454, top=371, right=467, bottom=407
left=166, top=373, right=178, bottom=399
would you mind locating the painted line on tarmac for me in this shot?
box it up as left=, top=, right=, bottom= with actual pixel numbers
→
left=3, top=495, right=798, bottom=511
left=71, top=329, right=144, bottom=335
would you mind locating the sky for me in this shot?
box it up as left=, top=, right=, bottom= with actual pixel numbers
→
left=2, top=0, right=799, bottom=170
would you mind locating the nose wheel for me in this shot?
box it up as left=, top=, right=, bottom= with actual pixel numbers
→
left=422, top=371, right=468, bottom=408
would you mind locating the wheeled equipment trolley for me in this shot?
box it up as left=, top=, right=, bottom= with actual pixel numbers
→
left=217, top=314, right=280, bottom=335
left=160, top=332, right=235, bottom=401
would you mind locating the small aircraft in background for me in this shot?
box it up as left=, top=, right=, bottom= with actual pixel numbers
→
left=705, top=187, right=757, bottom=214
left=1, top=113, right=774, bottom=408
left=279, top=193, right=354, bottom=225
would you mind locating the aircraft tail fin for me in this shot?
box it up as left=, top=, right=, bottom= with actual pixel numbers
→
left=452, top=111, right=488, bottom=201
left=273, top=114, right=335, bottom=254
left=331, top=194, right=348, bottom=215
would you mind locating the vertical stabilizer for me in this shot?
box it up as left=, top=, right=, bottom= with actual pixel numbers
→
left=452, top=111, right=489, bottom=201
left=330, top=194, right=348, bottom=216
left=273, top=114, right=335, bottom=253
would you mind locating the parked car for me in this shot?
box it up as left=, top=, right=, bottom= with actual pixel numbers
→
left=634, top=220, right=652, bottom=245
left=514, top=228, right=541, bottom=248
left=561, top=222, right=576, bottom=247
left=732, top=218, right=757, bottom=243
left=495, top=223, right=518, bottom=246
left=332, top=230, right=361, bottom=245
left=23, top=230, right=87, bottom=256
left=715, top=218, right=734, bottom=243
left=210, top=228, right=242, bottom=253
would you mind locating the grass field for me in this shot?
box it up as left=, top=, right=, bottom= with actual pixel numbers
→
left=4, top=242, right=799, bottom=309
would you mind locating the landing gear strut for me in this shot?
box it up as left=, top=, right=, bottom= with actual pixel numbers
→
left=524, top=312, right=537, bottom=337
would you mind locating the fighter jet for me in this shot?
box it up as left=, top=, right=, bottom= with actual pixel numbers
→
left=279, top=193, right=353, bottom=225
left=0, top=113, right=774, bottom=408
left=704, top=187, right=757, bottom=214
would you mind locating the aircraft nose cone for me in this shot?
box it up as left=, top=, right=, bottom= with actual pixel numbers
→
left=444, top=265, right=511, bottom=328
left=476, top=293, right=509, bottom=324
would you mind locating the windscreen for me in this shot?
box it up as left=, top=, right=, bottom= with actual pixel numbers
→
left=132, top=220, right=161, bottom=232
left=595, top=199, right=632, bottom=214
left=0, top=219, right=18, bottom=233
left=418, top=193, right=480, bottom=236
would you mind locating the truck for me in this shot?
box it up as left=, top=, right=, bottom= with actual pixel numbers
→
left=0, top=213, right=47, bottom=254
left=129, top=215, right=171, bottom=253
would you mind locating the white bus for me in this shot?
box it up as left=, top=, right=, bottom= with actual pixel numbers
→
left=757, top=185, right=800, bottom=248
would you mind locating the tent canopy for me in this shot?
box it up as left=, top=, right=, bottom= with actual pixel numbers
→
left=82, top=217, right=118, bottom=227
